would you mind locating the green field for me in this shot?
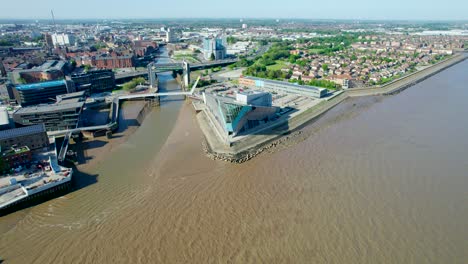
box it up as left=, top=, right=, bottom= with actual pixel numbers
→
left=308, top=48, right=324, bottom=54
left=266, top=60, right=289, bottom=71
left=173, top=55, right=200, bottom=63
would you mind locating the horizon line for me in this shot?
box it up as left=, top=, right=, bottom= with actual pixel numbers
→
left=0, top=17, right=467, bottom=22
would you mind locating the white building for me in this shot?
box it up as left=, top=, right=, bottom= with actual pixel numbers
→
left=236, top=91, right=272, bottom=107
left=166, top=28, right=177, bottom=43
left=51, top=33, right=75, bottom=46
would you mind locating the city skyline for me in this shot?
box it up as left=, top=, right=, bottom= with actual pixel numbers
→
left=1, top=0, right=467, bottom=21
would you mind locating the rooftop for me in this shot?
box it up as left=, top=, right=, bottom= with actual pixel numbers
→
left=0, top=124, right=46, bottom=141
left=1, top=146, right=30, bottom=156
left=56, top=91, right=86, bottom=103
left=15, top=80, right=67, bottom=91
left=14, top=101, right=85, bottom=115
left=242, top=76, right=327, bottom=92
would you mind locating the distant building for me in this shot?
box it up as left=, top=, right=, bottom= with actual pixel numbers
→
left=203, top=37, right=226, bottom=60
left=0, top=124, right=48, bottom=150
left=71, top=69, right=116, bottom=93
left=13, top=80, right=76, bottom=107
left=51, top=33, right=75, bottom=47
left=166, top=28, right=177, bottom=43
left=242, top=24, right=248, bottom=29
left=239, top=76, right=328, bottom=98
left=133, top=40, right=158, bottom=57
left=44, top=33, right=54, bottom=47
left=0, top=58, right=6, bottom=77
left=74, top=53, right=135, bottom=69
left=13, top=92, right=85, bottom=131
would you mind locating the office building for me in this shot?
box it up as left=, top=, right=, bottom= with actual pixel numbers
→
left=13, top=80, right=76, bottom=106
left=71, top=70, right=116, bottom=93
left=203, top=37, right=226, bottom=60
left=13, top=92, right=85, bottom=131
left=239, top=76, right=328, bottom=98
left=0, top=124, right=48, bottom=150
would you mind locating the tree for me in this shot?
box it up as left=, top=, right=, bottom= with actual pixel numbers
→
left=70, top=60, right=77, bottom=71
left=83, top=64, right=92, bottom=72
left=123, top=77, right=146, bottom=91
left=322, top=64, right=329, bottom=71
left=226, top=36, right=237, bottom=44
left=17, top=77, right=26, bottom=84
left=210, top=53, right=215, bottom=61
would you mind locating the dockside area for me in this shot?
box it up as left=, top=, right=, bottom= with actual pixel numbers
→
left=0, top=137, right=73, bottom=213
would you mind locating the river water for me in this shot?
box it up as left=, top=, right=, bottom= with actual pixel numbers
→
left=0, top=57, right=467, bottom=263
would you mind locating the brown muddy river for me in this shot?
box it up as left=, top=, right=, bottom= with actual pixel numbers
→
left=1, top=60, right=467, bottom=263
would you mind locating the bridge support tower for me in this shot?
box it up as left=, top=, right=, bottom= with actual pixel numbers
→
left=183, top=61, right=190, bottom=88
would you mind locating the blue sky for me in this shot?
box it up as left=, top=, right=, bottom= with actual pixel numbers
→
left=1, top=0, right=467, bottom=20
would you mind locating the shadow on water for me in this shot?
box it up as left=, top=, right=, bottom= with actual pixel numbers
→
left=81, top=139, right=108, bottom=150
left=70, top=167, right=98, bottom=192
left=160, top=97, right=186, bottom=103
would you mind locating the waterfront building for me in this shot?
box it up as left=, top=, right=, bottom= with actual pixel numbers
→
left=10, top=60, right=66, bottom=84
left=235, top=91, right=272, bottom=106
left=239, top=76, right=328, bottom=98
left=204, top=92, right=279, bottom=137
left=203, top=37, right=226, bottom=60
left=13, top=80, right=76, bottom=106
left=133, top=40, right=158, bottom=57
left=71, top=70, right=116, bottom=93
left=13, top=92, right=85, bottom=131
left=0, top=124, right=48, bottom=150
